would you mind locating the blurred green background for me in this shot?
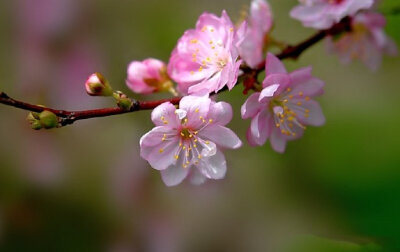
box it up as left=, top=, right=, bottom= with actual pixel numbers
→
left=0, top=0, right=399, bottom=251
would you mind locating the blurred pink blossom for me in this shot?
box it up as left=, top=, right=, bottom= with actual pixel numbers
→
left=168, top=11, right=246, bottom=94
left=239, top=0, right=273, bottom=68
left=140, top=95, right=242, bottom=186
left=126, top=58, right=171, bottom=94
left=241, top=53, right=325, bottom=153
left=326, top=11, right=398, bottom=71
left=290, top=0, right=374, bottom=29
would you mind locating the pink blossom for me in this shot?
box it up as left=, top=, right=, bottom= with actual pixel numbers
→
left=167, top=11, right=246, bottom=94
left=239, top=0, right=273, bottom=68
left=241, top=53, right=325, bottom=153
left=326, top=11, right=398, bottom=71
left=85, top=72, right=113, bottom=96
left=290, top=0, right=374, bottom=29
left=126, top=58, right=172, bottom=94
left=140, top=95, right=242, bottom=186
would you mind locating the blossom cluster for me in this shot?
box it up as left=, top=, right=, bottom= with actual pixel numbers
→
left=103, top=0, right=396, bottom=186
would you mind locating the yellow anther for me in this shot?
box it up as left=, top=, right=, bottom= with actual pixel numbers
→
left=289, top=123, right=294, bottom=128
left=230, top=27, right=234, bottom=32
left=199, top=116, right=203, bottom=119
left=194, top=131, right=198, bottom=135
left=205, top=141, right=210, bottom=144
left=184, top=118, right=188, bottom=124
left=180, top=132, right=185, bottom=137
left=195, top=161, right=199, bottom=165
left=305, top=97, right=310, bottom=101
left=305, top=109, right=310, bottom=113
left=188, top=147, right=192, bottom=150
left=195, top=108, right=199, bottom=113
left=283, top=99, right=288, bottom=103
left=192, top=58, right=197, bottom=62
left=202, top=119, right=206, bottom=123
left=210, top=28, right=214, bottom=32
left=190, top=71, right=194, bottom=75
left=206, top=57, right=211, bottom=62
left=281, top=129, right=286, bottom=134
left=304, top=114, right=310, bottom=118
left=211, top=46, right=215, bottom=49
left=209, top=119, right=213, bottom=123
left=280, top=119, right=284, bottom=123
left=198, top=154, right=202, bottom=159
left=201, top=26, right=207, bottom=32
left=186, top=161, right=190, bottom=164
left=189, top=134, right=193, bottom=138
left=193, top=144, right=197, bottom=148
left=276, top=123, right=280, bottom=128
left=161, top=116, right=165, bottom=120
left=292, top=133, right=296, bottom=136
left=286, top=88, right=292, bottom=92
left=190, top=39, right=198, bottom=44
left=297, top=101, right=302, bottom=106
left=163, top=121, right=168, bottom=125
left=179, top=142, right=183, bottom=147
left=183, top=146, right=186, bottom=150
left=199, top=66, right=203, bottom=72
left=182, top=164, right=187, bottom=168
left=288, top=116, right=294, bottom=121
left=174, top=155, right=179, bottom=160
left=299, top=91, right=304, bottom=96
left=186, top=152, right=189, bottom=157
left=289, top=95, right=294, bottom=99
left=202, top=60, right=206, bottom=66
left=159, top=148, right=164, bottom=153
left=209, top=40, right=213, bottom=44
left=194, top=139, right=198, bottom=142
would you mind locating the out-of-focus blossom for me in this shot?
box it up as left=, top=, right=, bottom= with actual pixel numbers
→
left=326, top=11, right=398, bottom=71
left=290, top=0, right=374, bottom=29
left=140, top=95, right=242, bottom=186
left=241, top=53, right=325, bottom=153
left=126, top=58, right=174, bottom=94
left=168, top=11, right=246, bottom=94
left=239, top=0, right=273, bottom=68
left=85, top=72, right=113, bottom=96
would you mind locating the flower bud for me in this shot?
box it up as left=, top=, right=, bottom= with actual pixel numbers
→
left=113, top=91, right=133, bottom=111
left=85, top=72, right=113, bottom=96
left=39, top=110, right=58, bottom=129
left=126, top=58, right=175, bottom=94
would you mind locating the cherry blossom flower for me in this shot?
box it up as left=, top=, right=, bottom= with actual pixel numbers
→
left=326, top=11, right=398, bottom=71
left=167, top=11, right=246, bottom=95
left=239, top=0, right=273, bottom=68
left=126, top=58, right=173, bottom=94
left=290, top=0, right=374, bottom=29
left=241, top=53, right=325, bottom=153
left=140, top=95, right=242, bottom=186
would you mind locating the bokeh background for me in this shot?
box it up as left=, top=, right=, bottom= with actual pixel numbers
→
left=0, top=0, right=399, bottom=251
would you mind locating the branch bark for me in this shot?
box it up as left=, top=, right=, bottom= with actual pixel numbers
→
left=0, top=17, right=351, bottom=127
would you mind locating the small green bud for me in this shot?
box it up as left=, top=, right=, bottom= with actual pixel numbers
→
left=31, top=120, right=42, bottom=130
left=39, top=110, right=58, bottom=129
left=113, top=91, right=133, bottom=111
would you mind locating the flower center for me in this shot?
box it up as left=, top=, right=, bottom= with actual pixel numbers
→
left=180, top=128, right=194, bottom=140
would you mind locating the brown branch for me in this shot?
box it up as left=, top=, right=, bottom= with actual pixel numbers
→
left=0, top=17, right=351, bottom=127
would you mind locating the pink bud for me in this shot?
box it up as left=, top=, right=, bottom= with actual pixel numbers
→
left=126, top=58, right=173, bottom=94
left=85, top=72, right=113, bottom=96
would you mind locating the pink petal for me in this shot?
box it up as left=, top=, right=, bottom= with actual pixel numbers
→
left=198, top=125, right=242, bottom=149
left=161, top=161, right=190, bottom=186
left=246, top=109, right=272, bottom=146
left=289, top=66, right=312, bottom=84
left=241, top=92, right=262, bottom=119
left=208, top=101, right=233, bottom=126
left=265, top=53, right=287, bottom=75
left=290, top=77, right=325, bottom=98
left=151, top=102, right=180, bottom=127
left=197, top=150, right=227, bottom=179
left=143, top=58, right=165, bottom=79
left=142, top=138, right=180, bottom=171
left=259, top=83, right=280, bottom=102
left=262, top=73, right=290, bottom=91
left=179, top=95, right=211, bottom=128
left=291, top=99, right=325, bottom=126
left=189, top=168, right=207, bottom=185
left=347, top=0, right=374, bottom=16
left=269, top=128, right=287, bottom=153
